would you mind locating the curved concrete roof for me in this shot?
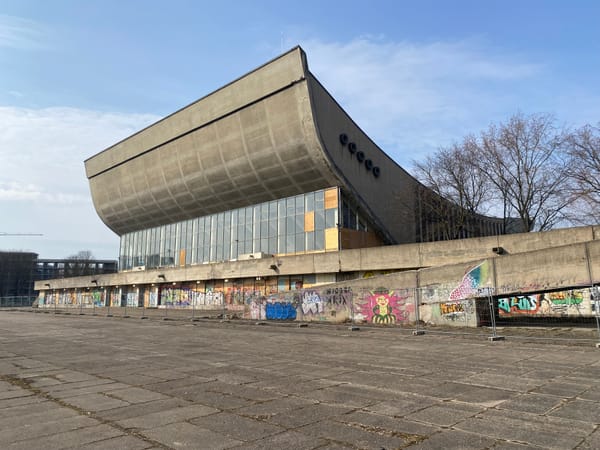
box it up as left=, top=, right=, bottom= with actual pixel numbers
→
left=84, top=47, right=443, bottom=243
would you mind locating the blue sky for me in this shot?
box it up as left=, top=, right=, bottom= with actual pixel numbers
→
left=1, top=0, right=599, bottom=259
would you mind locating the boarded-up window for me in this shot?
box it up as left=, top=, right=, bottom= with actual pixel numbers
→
left=324, top=188, right=338, bottom=210
left=304, top=211, right=315, bottom=232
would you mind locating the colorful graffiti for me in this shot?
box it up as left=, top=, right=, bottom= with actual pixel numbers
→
left=159, top=288, right=224, bottom=308
left=449, top=261, right=493, bottom=300
left=301, top=290, right=324, bottom=315
left=498, top=295, right=539, bottom=315
left=265, top=302, right=296, bottom=320
left=498, top=289, right=592, bottom=317
left=249, top=298, right=266, bottom=320
left=357, top=288, right=413, bottom=324
left=439, top=301, right=474, bottom=321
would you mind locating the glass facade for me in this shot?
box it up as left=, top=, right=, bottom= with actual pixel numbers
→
left=119, top=187, right=370, bottom=271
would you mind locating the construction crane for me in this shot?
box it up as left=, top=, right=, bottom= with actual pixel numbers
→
left=0, top=233, right=43, bottom=236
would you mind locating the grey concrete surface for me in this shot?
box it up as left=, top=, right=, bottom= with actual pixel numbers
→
left=0, top=311, right=598, bottom=449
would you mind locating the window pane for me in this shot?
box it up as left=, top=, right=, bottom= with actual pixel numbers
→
left=295, top=195, right=304, bottom=214
left=286, top=234, right=295, bottom=253
left=295, top=214, right=304, bottom=233
left=315, top=211, right=325, bottom=230
left=305, top=192, right=315, bottom=212
left=306, top=231, right=315, bottom=251
left=315, top=230, right=324, bottom=249
left=325, top=209, right=337, bottom=228
left=295, top=233, right=305, bottom=252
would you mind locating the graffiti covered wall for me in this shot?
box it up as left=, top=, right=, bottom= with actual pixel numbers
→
left=498, top=289, right=595, bottom=317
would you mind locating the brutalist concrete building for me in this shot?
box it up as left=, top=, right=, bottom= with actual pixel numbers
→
left=86, top=47, right=504, bottom=273
left=37, top=47, right=508, bottom=311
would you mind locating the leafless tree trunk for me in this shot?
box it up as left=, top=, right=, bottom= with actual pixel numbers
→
left=413, top=136, right=494, bottom=239
left=65, top=250, right=96, bottom=277
left=475, top=113, right=572, bottom=231
left=564, top=123, right=600, bottom=224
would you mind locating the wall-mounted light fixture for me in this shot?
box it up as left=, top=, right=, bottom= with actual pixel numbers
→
left=158, top=274, right=166, bottom=280
left=91, top=279, right=98, bottom=286
left=492, top=246, right=505, bottom=255
left=44, top=283, right=51, bottom=288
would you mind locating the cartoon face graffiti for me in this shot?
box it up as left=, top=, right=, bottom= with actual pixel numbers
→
left=372, top=294, right=396, bottom=324
left=358, top=288, right=413, bottom=325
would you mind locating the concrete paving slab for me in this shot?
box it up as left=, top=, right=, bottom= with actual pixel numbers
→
left=454, top=409, right=592, bottom=449
left=234, top=396, right=317, bottom=418
left=361, top=394, right=439, bottom=417
left=72, top=435, right=154, bottom=449
left=141, top=421, right=242, bottom=449
left=189, top=411, right=285, bottom=441
left=0, top=393, right=49, bottom=409
left=142, top=375, right=215, bottom=394
left=165, top=386, right=256, bottom=409
left=116, top=404, right=219, bottom=430
left=1, top=312, right=599, bottom=450
left=264, top=403, right=352, bottom=428
left=0, top=389, right=34, bottom=400
left=407, top=429, right=497, bottom=449
left=404, top=402, right=484, bottom=427
left=96, top=397, right=190, bottom=421
left=548, top=398, right=600, bottom=422
left=298, top=418, right=411, bottom=449
left=61, top=392, right=131, bottom=412
left=335, top=409, right=440, bottom=438
left=533, top=380, right=589, bottom=397
left=229, top=430, right=327, bottom=450
left=102, top=386, right=169, bottom=404
left=6, top=423, right=124, bottom=450
left=0, top=414, right=100, bottom=445
left=0, top=398, right=63, bottom=419
left=0, top=405, right=78, bottom=431
left=496, top=392, right=565, bottom=414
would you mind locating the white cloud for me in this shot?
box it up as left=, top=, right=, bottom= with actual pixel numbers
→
left=0, top=106, right=159, bottom=258
left=292, top=37, right=543, bottom=167
left=0, top=14, right=47, bottom=49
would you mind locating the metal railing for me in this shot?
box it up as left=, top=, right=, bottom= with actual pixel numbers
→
left=0, top=296, right=37, bottom=307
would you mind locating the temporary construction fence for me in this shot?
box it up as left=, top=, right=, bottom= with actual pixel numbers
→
left=33, top=284, right=600, bottom=344
left=0, top=296, right=36, bottom=307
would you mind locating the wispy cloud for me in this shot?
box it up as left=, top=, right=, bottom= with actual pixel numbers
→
left=282, top=37, right=543, bottom=167
left=0, top=106, right=159, bottom=257
left=0, top=14, right=47, bottom=50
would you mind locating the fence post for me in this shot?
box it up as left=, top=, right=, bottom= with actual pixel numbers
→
left=221, top=294, right=226, bottom=321
left=348, top=288, right=359, bottom=331
left=592, top=286, right=600, bottom=347
left=191, top=296, right=198, bottom=322
left=487, top=290, right=504, bottom=341
left=413, top=287, right=425, bottom=335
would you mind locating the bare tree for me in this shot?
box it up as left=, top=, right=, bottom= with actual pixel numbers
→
left=565, top=123, right=600, bottom=224
left=65, top=250, right=96, bottom=277
left=475, top=113, right=572, bottom=232
left=413, top=136, right=494, bottom=239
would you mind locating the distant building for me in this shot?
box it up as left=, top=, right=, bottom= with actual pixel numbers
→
left=36, top=259, right=118, bottom=280
left=0, top=251, right=117, bottom=300
left=0, top=251, right=37, bottom=298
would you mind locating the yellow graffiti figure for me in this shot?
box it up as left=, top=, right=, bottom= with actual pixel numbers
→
left=373, top=295, right=396, bottom=324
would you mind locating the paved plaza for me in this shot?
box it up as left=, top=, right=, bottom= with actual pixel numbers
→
left=0, top=311, right=598, bottom=449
